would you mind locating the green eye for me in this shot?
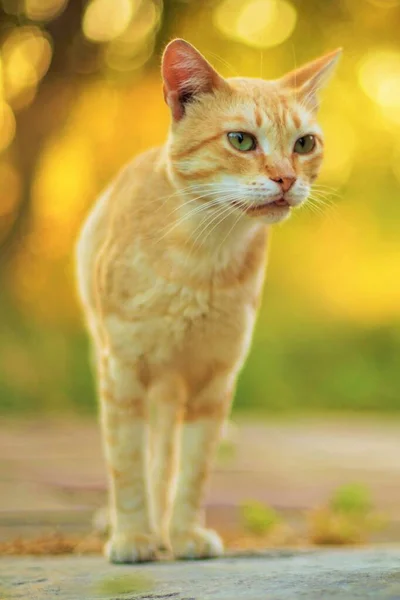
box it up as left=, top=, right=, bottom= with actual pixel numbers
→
left=227, top=132, right=256, bottom=152
left=294, top=134, right=316, bottom=154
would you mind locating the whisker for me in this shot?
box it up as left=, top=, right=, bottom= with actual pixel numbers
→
left=306, top=196, right=340, bottom=223
left=182, top=203, right=233, bottom=269
left=213, top=201, right=247, bottom=261
left=308, top=193, right=337, bottom=209
left=188, top=196, right=240, bottom=251
left=152, top=199, right=222, bottom=245
left=305, top=200, right=325, bottom=217
left=193, top=203, right=240, bottom=267
left=199, top=199, right=240, bottom=248
left=153, top=190, right=245, bottom=249
left=204, top=50, right=239, bottom=77
left=311, top=185, right=341, bottom=197
left=291, top=42, right=298, bottom=106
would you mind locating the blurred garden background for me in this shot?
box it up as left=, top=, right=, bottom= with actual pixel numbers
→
left=0, top=0, right=399, bottom=416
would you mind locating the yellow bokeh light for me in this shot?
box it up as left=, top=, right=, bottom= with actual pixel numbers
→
left=83, top=0, right=134, bottom=43
left=358, top=50, right=400, bottom=110
left=106, top=38, right=155, bottom=72
left=0, top=162, right=21, bottom=216
left=33, top=134, right=95, bottom=225
left=214, top=0, right=297, bottom=49
left=106, top=0, right=160, bottom=70
left=24, top=0, right=68, bottom=21
left=367, top=0, right=400, bottom=7
left=2, top=27, right=52, bottom=104
left=391, top=142, right=400, bottom=184
left=0, top=102, right=16, bottom=152
left=320, top=115, right=356, bottom=184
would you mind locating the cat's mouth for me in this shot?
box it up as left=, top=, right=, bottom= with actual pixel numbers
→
left=232, top=198, right=291, bottom=216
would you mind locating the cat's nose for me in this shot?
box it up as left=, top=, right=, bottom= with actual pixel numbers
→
left=270, top=175, right=296, bottom=193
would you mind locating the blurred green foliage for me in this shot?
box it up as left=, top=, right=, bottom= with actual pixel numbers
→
left=241, top=500, right=281, bottom=536
left=308, top=483, right=384, bottom=545
left=330, top=484, right=373, bottom=516
left=236, top=316, right=400, bottom=413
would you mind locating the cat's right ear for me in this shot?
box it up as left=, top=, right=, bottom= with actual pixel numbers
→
left=162, top=39, right=227, bottom=122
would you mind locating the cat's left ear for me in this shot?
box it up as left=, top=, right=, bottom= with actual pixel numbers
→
left=279, top=48, right=342, bottom=111
left=162, top=39, right=228, bottom=122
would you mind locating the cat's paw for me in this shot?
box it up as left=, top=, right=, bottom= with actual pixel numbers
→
left=105, top=532, right=158, bottom=563
left=170, top=527, right=224, bottom=559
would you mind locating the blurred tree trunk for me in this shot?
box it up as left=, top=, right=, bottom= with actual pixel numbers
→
left=0, top=0, right=95, bottom=268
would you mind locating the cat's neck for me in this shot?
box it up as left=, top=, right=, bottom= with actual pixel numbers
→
left=153, top=150, right=268, bottom=279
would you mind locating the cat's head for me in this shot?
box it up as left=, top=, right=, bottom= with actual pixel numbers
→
left=162, top=39, right=341, bottom=225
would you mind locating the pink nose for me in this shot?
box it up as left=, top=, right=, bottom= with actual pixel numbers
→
left=270, top=176, right=296, bottom=193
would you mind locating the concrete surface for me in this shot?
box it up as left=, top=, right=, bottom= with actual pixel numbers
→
left=1, top=548, right=400, bottom=599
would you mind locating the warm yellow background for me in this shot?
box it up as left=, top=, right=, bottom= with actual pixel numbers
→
left=0, top=0, right=399, bottom=413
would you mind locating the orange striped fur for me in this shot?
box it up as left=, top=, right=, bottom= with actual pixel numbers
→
left=76, top=39, right=340, bottom=563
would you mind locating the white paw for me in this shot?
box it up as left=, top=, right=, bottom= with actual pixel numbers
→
left=105, top=532, right=158, bottom=563
left=170, top=527, right=224, bottom=560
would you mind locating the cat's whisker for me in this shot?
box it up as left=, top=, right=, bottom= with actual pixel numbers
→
left=311, top=188, right=339, bottom=201
left=308, top=193, right=337, bottom=210
left=311, top=183, right=340, bottom=192
left=305, top=200, right=325, bottom=217
left=197, top=199, right=241, bottom=249
left=191, top=203, right=240, bottom=267
left=204, top=50, right=239, bottom=77
left=311, top=188, right=342, bottom=201
left=306, top=195, right=339, bottom=223
left=308, top=196, right=334, bottom=209
left=291, top=43, right=299, bottom=106
left=153, top=190, right=244, bottom=248
left=152, top=200, right=221, bottom=245
left=186, top=195, right=241, bottom=250
left=150, top=183, right=225, bottom=210
left=184, top=194, right=247, bottom=264
left=309, top=189, right=340, bottom=207
left=153, top=186, right=243, bottom=231
left=308, top=193, right=335, bottom=207
left=189, top=205, right=229, bottom=248
left=213, top=201, right=248, bottom=261
left=182, top=202, right=233, bottom=268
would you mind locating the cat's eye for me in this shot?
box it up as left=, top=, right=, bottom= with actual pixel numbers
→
left=294, top=134, right=316, bottom=154
left=227, top=132, right=257, bottom=152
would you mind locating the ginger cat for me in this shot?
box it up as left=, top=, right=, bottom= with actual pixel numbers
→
left=76, top=39, right=340, bottom=563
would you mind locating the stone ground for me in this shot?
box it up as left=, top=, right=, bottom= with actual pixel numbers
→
left=1, top=416, right=400, bottom=598
left=2, top=548, right=400, bottom=599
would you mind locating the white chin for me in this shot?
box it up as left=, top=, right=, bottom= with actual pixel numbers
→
left=252, top=207, right=291, bottom=225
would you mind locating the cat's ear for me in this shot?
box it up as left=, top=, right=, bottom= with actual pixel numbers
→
left=162, top=39, right=227, bottom=121
left=279, top=48, right=342, bottom=111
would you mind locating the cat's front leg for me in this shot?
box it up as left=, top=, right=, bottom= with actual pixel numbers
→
left=170, top=373, right=234, bottom=559
left=150, top=377, right=185, bottom=551
left=99, top=352, right=158, bottom=563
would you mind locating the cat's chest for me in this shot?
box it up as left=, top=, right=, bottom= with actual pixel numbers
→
left=102, top=231, right=267, bottom=363
left=105, top=273, right=257, bottom=365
